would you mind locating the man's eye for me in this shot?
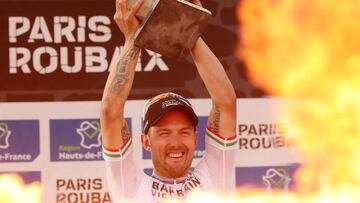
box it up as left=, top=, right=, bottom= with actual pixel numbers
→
left=159, top=132, right=169, bottom=137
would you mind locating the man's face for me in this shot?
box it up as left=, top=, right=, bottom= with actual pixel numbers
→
left=143, top=111, right=197, bottom=179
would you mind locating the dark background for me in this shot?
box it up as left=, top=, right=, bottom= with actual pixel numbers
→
left=0, top=0, right=266, bottom=102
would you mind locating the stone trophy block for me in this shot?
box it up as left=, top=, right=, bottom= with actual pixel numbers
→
left=128, top=0, right=212, bottom=59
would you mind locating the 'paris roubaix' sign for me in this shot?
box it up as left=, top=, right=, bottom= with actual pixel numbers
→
left=0, top=0, right=248, bottom=101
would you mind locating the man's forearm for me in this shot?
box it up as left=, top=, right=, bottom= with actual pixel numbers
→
left=100, top=42, right=140, bottom=148
left=108, top=45, right=140, bottom=95
left=191, top=38, right=236, bottom=137
left=191, top=38, right=236, bottom=105
left=102, top=42, right=140, bottom=112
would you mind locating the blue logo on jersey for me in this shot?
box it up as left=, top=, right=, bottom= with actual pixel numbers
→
left=0, top=120, right=40, bottom=163
left=50, top=118, right=132, bottom=161
left=142, top=116, right=207, bottom=160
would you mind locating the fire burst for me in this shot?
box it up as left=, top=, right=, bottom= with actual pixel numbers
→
left=236, top=0, right=360, bottom=202
left=0, top=174, right=41, bottom=203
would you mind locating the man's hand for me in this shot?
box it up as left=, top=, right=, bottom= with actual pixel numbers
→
left=114, top=0, right=144, bottom=42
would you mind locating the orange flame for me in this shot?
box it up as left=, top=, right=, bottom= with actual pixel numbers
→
left=0, top=174, right=41, bottom=203
left=236, top=0, right=360, bottom=201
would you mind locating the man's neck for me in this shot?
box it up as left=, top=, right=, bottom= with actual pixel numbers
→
left=153, top=170, right=189, bottom=181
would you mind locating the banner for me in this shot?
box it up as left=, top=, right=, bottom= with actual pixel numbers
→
left=0, top=98, right=301, bottom=202
left=0, top=0, right=256, bottom=102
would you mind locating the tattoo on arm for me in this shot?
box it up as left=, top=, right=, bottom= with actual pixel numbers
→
left=108, top=47, right=140, bottom=94
left=121, top=122, right=131, bottom=142
left=208, top=104, right=221, bottom=133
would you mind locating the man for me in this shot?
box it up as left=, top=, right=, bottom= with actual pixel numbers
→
left=100, top=0, right=237, bottom=202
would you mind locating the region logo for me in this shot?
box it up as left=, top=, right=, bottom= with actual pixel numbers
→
left=142, top=116, right=207, bottom=160
left=0, top=120, right=40, bottom=163
left=0, top=122, right=11, bottom=149
left=235, top=164, right=300, bottom=191
left=76, top=121, right=102, bottom=149
left=50, top=118, right=131, bottom=162
left=262, top=168, right=292, bottom=191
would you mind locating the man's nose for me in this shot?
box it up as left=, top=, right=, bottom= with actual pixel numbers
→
left=167, top=133, right=182, bottom=146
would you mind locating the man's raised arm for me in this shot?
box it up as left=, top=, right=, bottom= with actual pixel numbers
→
left=101, top=0, right=143, bottom=149
left=190, top=1, right=237, bottom=191
left=191, top=36, right=237, bottom=138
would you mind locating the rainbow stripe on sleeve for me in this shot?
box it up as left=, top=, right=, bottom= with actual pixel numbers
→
left=206, top=128, right=238, bottom=147
left=102, top=137, right=132, bottom=161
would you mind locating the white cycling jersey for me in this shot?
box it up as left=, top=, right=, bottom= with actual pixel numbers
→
left=102, top=128, right=237, bottom=203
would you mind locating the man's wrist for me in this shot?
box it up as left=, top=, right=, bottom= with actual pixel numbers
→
left=124, top=38, right=136, bottom=48
left=191, top=37, right=204, bottom=54
left=123, top=39, right=141, bottom=53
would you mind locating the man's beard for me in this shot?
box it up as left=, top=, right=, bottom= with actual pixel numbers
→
left=164, top=161, right=191, bottom=179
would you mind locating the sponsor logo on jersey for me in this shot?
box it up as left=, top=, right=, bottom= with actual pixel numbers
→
left=144, top=168, right=202, bottom=200
left=151, top=176, right=202, bottom=200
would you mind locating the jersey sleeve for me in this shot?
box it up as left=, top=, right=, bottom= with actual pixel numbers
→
left=102, top=137, right=142, bottom=202
left=194, top=127, right=238, bottom=192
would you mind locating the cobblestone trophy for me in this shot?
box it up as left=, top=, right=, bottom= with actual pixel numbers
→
left=128, top=0, right=212, bottom=59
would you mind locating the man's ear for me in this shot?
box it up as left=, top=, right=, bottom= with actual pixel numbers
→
left=141, top=134, right=152, bottom=152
